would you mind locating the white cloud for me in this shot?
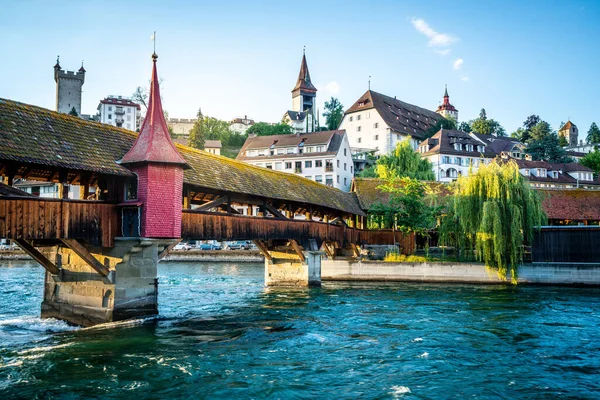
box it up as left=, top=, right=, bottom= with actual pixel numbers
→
left=434, top=49, right=451, bottom=56
left=410, top=18, right=457, bottom=47
left=323, top=81, right=340, bottom=95
left=453, top=58, right=464, bottom=70
left=461, top=76, right=470, bottom=82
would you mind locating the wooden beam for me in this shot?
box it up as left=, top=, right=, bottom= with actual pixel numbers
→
left=14, top=239, right=60, bottom=275
left=253, top=240, right=272, bottom=262
left=289, top=239, right=306, bottom=262
left=321, top=241, right=335, bottom=259
left=158, top=242, right=178, bottom=260
left=196, top=196, right=228, bottom=211
left=60, top=239, right=111, bottom=277
left=183, top=187, right=192, bottom=209
left=263, top=202, right=287, bottom=219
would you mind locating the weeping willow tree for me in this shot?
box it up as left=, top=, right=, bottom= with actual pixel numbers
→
left=439, top=161, right=546, bottom=282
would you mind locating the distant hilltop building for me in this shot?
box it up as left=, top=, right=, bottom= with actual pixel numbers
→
left=436, top=85, right=458, bottom=121
left=97, top=96, right=141, bottom=131
left=168, top=118, right=195, bottom=136
left=283, top=50, right=317, bottom=133
left=54, top=56, right=85, bottom=115
left=230, top=116, right=255, bottom=135
left=559, top=120, right=578, bottom=147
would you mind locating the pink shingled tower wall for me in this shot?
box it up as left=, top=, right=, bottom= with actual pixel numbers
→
left=132, top=164, right=183, bottom=238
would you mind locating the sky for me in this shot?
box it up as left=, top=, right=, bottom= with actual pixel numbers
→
left=1, top=0, right=599, bottom=135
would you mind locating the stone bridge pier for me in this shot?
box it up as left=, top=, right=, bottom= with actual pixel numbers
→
left=255, top=239, right=324, bottom=287
left=37, top=239, right=176, bottom=327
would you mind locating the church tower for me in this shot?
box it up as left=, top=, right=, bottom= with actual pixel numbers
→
left=291, top=50, right=317, bottom=113
left=54, top=56, right=86, bottom=115
left=436, top=85, right=458, bottom=121
left=559, top=120, right=579, bottom=147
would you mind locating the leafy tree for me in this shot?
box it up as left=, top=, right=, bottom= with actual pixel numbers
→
left=369, top=177, right=440, bottom=234
left=586, top=122, right=600, bottom=144
left=323, top=97, right=344, bottom=130
left=374, top=141, right=435, bottom=181
left=526, top=133, right=573, bottom=163
left=580, top=149, right=600, bottom=178
left=558, top=134, right=568, bottom=147
left=528, top=121, right=552, bottom=142
left=458, top=121, right=472, bottom=133
left=439, top=161, right=546, bottom=282
left=470, top=108, right=506, bottom=137
left=69, top=107, right=78, bottom=116
left=188, top=108, right=206, bottom=150
left=247, top=122, right=293, bottom=136
left=510, top=127, right=525, bottom=141
left=424, top=117, right=457, bottom=138
left=518, top=114, right=541, bottom=143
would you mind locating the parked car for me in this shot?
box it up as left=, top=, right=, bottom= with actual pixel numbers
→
left=173, top=242, right=192, bottom=251
left=198, top=242, right=222, bottom=250
left=227, top=241, right=250, bottom=250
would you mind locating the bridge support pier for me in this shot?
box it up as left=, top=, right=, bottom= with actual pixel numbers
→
left=259, top=240, right=323, bottom=287
left=41, top=238, right=175, bottom=327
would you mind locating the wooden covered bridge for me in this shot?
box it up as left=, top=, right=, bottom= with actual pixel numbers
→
left=0, top=55, right=410, bottom=326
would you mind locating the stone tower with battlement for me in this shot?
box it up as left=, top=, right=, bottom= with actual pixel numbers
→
left=54, top=57, right=85, bottom=115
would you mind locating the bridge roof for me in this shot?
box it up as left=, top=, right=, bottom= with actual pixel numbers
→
left=0, top=98, right=364, bottom=216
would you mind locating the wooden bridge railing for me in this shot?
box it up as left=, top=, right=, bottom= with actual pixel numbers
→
left=0, top=197, right=118, bottom=247
left=181, top=210, right=415, bottom=252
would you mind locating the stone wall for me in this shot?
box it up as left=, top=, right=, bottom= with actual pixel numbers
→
left=322, top=259, right=600, bottom=285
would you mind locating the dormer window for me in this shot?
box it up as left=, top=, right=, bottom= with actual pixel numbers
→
left=298, top=138, right=306, bottom=147
left=537, top=168, right=547, bottom=177
left=524, top=169, right=530, bottom=176
left=269, top=140, right=278, bottom=149
left=454, top=143, right=462, bottom=151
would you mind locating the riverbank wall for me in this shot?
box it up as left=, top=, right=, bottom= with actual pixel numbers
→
left=322, top=259, right=600, bottom=286
left=161, top=250, right=263, bottom=262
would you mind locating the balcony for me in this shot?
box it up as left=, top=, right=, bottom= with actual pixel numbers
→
left=114, top=108, right=125, bottom=115
left=325, top=165, right=334, bottom=172
left=294, top=167, right=302, bottom=174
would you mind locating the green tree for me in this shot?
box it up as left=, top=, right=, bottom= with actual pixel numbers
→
left=369, top=177, right=440, bottom=234
left=510, top=127, right=525, bottom=141
left=519, top=115, right=541, bottom=143
left=458, top=121, right=472, bottom=133
left=424, top=117, right=457, bottom=138
left=580, top=149, right=600, bottom=178
left=323, top=97, right=344, bottom=130
left=188, top=108, right=206, bottom=150
left=374, top=141, right=435, bottom=181
left=69, top=107, right=78, bottom=116
left=558, top=134, right=568, bottom=147
left=586, top=122, right=600, bottom=144
left=470, top=108, right=506, bottom=137
left=526, top=133, right=573, bottom=163
left=246, top=122, right=293, bottom=136
left=439, top=161, right=546, bottom=282
left=359, top=166, right=377, bottom=178
left=528, top=121, right=552, bottom=142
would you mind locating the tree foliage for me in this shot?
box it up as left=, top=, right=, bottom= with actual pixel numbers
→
left=323, top=97, right=344, bottom=130
left=132, top=86, right=148, bottom=109
left=188, top=108, right=206, bottom=150
left=587, top=122, right=600, bottom=144
left=469, top=108, right=506, bottom=137
left=246, top=122, right=293, bottom=136
left=527, top=120, right=552, bottom=142
left=424, top=117, right=457, bottom=138
left=458, top=121, right=472, bottom=133
left=368, top=177, right=441, bottom=234
left=188, top=109, right=246, bottom=154
left=439, top=161, right=546, bottom=281
left=69, top=107, right=78, bottom=116
left=526, top=133, right=573, bottom=163
left=580, top=149, right=600, bottom=178
left=374, top=141, right=435, bottom=181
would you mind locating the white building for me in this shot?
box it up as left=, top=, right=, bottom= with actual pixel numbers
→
left=508, top=156, right=600, bottom=190
left=282, top=52, right=317, bottom=134
left=435, top=85, right=458, bottom=121
left=236, top=130, right=354, bottom=192
left=339, top=90, right=444, bottom=158
left=417, top=129, right=525, bottom=182
left=204, top=140, right=222, bottom=155
left=13, top=180, right=85, bottom=199
left=230, top=116, right=255, bottom=135
left=97, top=96, right=141, bottom=131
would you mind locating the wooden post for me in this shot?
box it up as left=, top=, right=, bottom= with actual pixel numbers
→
left=58, top=170, right=69, bottom=199
left=183, top=187, right=192, bottom=209
left=14, top=239, right=60, bottom=275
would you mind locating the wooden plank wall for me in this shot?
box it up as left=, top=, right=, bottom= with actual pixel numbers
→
left=0, top=197, right=118, bottom=247
left=181, top=210, right=415, bottom=253
left=532, top=227, right=600, bottom=263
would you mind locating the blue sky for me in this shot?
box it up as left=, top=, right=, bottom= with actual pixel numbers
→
left=1, top=0, right=599, bottom=135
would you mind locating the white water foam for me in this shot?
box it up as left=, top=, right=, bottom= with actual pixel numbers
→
left=389, top=385, right=411, bottom=397
left=0, top=316, right=78, bottom=333
left=412, top=337, right=423, bottom=342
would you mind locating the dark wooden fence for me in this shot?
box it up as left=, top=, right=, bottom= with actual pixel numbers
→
left=532, top=226, right=600, bottom=263
left=0, top=197, right=118, bottom=247
left=181, top=210, right=415, bottom=253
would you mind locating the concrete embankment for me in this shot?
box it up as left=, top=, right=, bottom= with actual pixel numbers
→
left=161, top=250, right=263, bottom=262
left=322, top=259, right=600, bottom=286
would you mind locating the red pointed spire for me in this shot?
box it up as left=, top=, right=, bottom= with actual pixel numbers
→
left=292, top=51, right=317, bottom=93
left=120, top=53, right=189, bottom=167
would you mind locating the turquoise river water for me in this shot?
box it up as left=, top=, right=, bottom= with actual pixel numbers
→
left=1, top=260, right=600, bottom=399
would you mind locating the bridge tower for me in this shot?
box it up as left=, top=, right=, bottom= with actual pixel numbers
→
left=54, top=56, right=86, bottom=115
left=118, top=52, right=190, bottom=238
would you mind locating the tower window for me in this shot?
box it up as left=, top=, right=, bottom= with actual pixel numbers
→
left=357, top=126, right=361, bottom=132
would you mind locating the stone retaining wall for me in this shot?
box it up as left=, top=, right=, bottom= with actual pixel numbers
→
left=322, top=260, right=600, bottom=285
left=161, top=250, right=263, bottom=262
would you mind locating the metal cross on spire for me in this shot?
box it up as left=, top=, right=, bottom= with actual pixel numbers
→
left=151, top=31, right=157, bottom=60
left=368, top=75, right=371, bottom=90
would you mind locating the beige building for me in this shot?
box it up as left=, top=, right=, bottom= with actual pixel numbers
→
left=230, top=116, right=255, bottom=135
left=204, top=140, right=222, bottom=155
left=559, top=120, right=579, bottom=147
left=168, top=118, right=195, bottom=136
